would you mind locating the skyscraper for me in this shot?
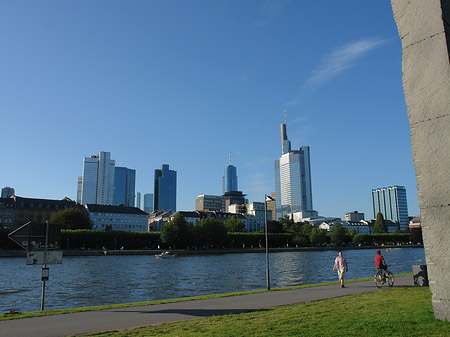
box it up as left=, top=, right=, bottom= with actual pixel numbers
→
left=1, top=186, right=15, bottom=198
left=154, top=164, right=177, bottom=211
left=372, top=186, right=409, bottom=230
left=274, top=112, right=313, bottom=219
left=222, top=151, right=238, bottom=193
left=79, top=151, right=115, bottom=205
left=144, top=193, right=154, bottom=214
left=113, top=167, right=136, bottom=207
left=136, top=192, right=141, bottom=209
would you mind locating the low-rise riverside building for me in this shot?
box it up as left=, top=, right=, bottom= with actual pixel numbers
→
left=148, top=209, right=263, bottom=232
left=148, top=210, right=174, bottom=231
left=409, top=216, right=421, bottom=229
left=345, top=211, right=365, bottom=222
left=318, top=219, right=399, bottom=234
left=86, top=204, right=148, bottom=231
left=0, top=197, right=15, bottom=228
left=1, top=195, right=79, bottom=228
left=195, top=195, right=225, bottom=212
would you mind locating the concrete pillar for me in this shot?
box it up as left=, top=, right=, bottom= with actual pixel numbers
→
left=391, top=0, right=450, bottom=321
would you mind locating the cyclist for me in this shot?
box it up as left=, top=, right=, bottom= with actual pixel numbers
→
left=374, top=250, right=388, bottom=279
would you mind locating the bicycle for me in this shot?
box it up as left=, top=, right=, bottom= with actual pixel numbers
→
left=374, top=266, right=394, bottom=288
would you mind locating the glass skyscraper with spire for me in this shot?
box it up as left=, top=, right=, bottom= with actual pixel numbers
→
left=274, top=114, right=313, bottom=219
left=223, top=151, right=238, bottom=193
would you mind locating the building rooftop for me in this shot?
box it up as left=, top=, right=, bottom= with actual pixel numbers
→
left=85, top=204, right=148, bottom=215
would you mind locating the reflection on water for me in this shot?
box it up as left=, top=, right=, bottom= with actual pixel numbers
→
left=0, top=248, right=425, bottom=312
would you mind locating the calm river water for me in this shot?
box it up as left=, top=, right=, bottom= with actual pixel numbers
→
left=1, top=248, right=425, bottom=313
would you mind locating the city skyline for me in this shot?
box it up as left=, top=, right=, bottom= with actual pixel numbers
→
left=1, top=1, right=419, bottom=219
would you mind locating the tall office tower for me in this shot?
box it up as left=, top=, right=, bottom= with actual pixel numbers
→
left=1, top=186, right=15, bottom=198
left=77, top=177, right=82, bottom=203
left=274, top=113, right=313, bottom=219
left=80, top=151, right=115, bottom=205
left=144, top=193, right=154, bottom=214
left=372, top=186, right=409, bottom=231
left=222, top=151, right=238, bottom=193
left=136, top=192, right=141, bottom=209
left=154, top=164, right=177, bottom=211
left=113, top=167, right=136, bottom=207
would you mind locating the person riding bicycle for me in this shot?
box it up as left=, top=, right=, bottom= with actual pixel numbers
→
left=374, top=250, right=388, bottom=279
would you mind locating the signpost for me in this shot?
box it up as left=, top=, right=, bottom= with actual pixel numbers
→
left=26, top=251, right=63, bottom=265
left=8, top=221, right=62, bottom=310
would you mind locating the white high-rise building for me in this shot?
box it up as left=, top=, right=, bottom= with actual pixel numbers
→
left=79, top=152, right=115, bottom=205
left=372, top=185, right=409, bottom=231
left=274, top=113, right=313, bottom=219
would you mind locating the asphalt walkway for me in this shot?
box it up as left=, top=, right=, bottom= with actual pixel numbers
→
left=0, top=275, right=414, bottom=337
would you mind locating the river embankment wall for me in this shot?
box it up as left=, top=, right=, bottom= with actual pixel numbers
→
left=0, top=244, right=424, bottom=258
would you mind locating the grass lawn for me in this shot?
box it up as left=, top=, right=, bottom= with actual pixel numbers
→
left=84, top=288, right=450, bottom=337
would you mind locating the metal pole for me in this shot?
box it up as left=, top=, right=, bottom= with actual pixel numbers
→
left=264, top=194, right=270, bottom=290
left=41, top=221, right=49, bottom=311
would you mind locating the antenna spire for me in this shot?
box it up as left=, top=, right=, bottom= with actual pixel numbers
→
left=229, top=151, right=232, bottom=165
left=284, top=108, right=287, bottom=125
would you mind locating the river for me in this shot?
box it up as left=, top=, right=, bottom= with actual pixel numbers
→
left=0, top=248, right=425, bottom=313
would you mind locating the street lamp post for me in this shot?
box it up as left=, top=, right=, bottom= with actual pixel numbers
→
left=264, top=194, right=270, bottom=290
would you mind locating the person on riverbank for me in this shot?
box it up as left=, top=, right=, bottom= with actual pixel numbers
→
left=333, top=251, right=348, bottom=288
left=374, top=250, right=387, bottom=278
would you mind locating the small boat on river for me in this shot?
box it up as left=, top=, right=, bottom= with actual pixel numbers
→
left=155, top=251, right=175, bottom=259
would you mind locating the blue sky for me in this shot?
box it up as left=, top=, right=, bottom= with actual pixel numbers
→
left=0, top=1, right=419, bottom=219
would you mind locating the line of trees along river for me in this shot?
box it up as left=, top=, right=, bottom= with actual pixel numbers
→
left=0, top=213, right=423, bottom=251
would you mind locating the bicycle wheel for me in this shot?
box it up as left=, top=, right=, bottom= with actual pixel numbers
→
left=387, top=271, right=394, bottom=287
left=374, top=274, right=382, bottom=288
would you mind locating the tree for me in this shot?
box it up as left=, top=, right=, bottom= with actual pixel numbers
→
left=348, top=229, right=357, bottom=241
left=300, top=223, right=314, bottom=236
left=309, top=228, right=328, bottom=246
left=224, top=216, right=246, bottom=233
left=266, top=220, right=284, bottom=233
left=279, top=215, right=294, bottom=232
left=410, top=227, right=423, bottom=244
left=194, top=218, right=227, bottom=248
left=330, top=223, right=349, bottom=244
left=49, top=208, right=92, bottom=230
left=374, top=212, right=388, bottom=233
left=160, top=214, right=193, bottom=249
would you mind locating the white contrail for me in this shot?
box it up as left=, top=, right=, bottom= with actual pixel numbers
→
left=286, top=37, right=390, bottom=105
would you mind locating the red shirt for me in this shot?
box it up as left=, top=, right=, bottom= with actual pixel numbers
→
left=375, top=254, right=385, bottom=268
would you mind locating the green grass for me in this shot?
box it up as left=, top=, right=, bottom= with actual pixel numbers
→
left=84, top=287, right=450, bottom=337
left=0, top=273, right=412, bottom=321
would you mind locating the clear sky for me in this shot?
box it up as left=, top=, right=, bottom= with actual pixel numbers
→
left=0, top=1, right=419, bottom=219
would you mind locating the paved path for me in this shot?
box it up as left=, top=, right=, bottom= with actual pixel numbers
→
left=0, top=275, right=414, bottom=337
